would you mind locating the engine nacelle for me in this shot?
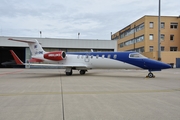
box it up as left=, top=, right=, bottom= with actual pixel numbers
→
left=44, top=51, right=66, bottom=61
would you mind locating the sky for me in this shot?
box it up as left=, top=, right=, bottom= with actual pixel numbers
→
left=0, top=0, right=179, bottom=40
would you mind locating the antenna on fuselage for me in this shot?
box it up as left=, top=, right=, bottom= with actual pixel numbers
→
left=91, top=49, right=94, bottom=52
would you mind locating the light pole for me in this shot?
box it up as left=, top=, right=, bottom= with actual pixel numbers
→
left=158, top=0, right=161, bottom=61
left=40, top=31, right=42, bottom=38
left=78, top=32, right=80, bottom=39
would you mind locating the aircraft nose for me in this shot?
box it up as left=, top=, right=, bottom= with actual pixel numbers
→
left=156, top=61, right=172, bottom=69
left=143, top=59, right=172, bottom=70
left=162, top=63, right=172, bottom=69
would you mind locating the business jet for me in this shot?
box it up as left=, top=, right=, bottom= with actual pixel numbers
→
left=8, top=38, right=171, bottom=78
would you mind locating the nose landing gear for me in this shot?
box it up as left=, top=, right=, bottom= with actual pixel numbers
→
left=146, top=72, right=155, bottom=78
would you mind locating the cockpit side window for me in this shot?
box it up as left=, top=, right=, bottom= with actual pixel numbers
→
left=129, top=53, right=146, bottom=58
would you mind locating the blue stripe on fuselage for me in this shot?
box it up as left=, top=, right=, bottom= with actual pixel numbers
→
left=67, top=51, right=171, bottom=70
left=67, top=51, right=145, bottom=68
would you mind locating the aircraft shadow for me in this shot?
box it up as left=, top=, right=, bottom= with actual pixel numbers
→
left=18, top=72, right=145, bottom=79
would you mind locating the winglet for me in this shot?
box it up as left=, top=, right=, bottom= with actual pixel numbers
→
left=10, top=50, right=24, bottom=65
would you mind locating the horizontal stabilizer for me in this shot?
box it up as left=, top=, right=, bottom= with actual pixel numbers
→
left=8, top=38, right=36, bottom=43
left=10, top=50, right=24, bottom=65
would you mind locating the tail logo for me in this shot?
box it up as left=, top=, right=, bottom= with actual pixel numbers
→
left=35, top=51, right=43, bottom=55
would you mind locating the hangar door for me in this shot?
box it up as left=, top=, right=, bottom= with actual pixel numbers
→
left=0, top=47, right=25, bottom=68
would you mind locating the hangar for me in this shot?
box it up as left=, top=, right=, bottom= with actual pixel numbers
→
left=0, top=36, right=117, bottom=68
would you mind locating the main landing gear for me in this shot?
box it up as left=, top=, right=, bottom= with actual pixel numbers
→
left=79, top=70, right=87, bottom=75
left=66, top=69, right=72, bottom=76
left=65, top=68, right=87, bottom=76
left=146, top=71, right=155, bottom=78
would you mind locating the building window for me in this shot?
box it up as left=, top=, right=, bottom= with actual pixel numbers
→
left=161, top=34, right=165, bottom=41
left=161, top=22, right=165, bottom=29
left=170, top=35, right=174, bottom=41
left=149, top=34, right=154, bottom=40
left=149, top=46, right=154, bottom=52
left=119, top=35, right=144, bottom=48
left=128, top=47, right=144, bottom=53
left=149, top=22, right=154, bottom=28
left=170, top=47, right=177, bottom=51
left=170, top=23, right=178, bottom=29
left=119, top=23, right=144, bottom=39
left=161, top=46, right=165, bottom=51
left=136, top=47, right=144, bottom=53
left=120, top=43, right=124, bottom=48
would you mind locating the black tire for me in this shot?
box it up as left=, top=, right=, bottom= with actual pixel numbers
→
left=148, top=73, right=153, bottom=78
left=66, top=70, right=72, bottom=76
left=80, top=70, right=86, bottom=75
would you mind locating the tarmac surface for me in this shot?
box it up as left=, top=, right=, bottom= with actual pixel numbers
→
left=0, top=68, right=180, bottom=120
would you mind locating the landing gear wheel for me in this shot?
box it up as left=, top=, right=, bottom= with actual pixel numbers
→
left=147, top=72, right=155, bottom=78
left=66, top=70, right=72, bottom=76
left=80, top=70, right=86, bottom=75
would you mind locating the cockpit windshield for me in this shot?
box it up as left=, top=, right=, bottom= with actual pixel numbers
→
left=129, top=53, right=146, bottom=58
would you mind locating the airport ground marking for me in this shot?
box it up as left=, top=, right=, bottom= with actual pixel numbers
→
left=0, top=88, right=180, bottom=96
left=0, top=69, right=24, bottom=77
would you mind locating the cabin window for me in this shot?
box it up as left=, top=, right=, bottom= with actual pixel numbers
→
left=113, top=54, right=117, bottom=59
left=96, top=55, right=99, bottom=59
left=77, top=55, right=80, bottom=59
left=102, top=55, right=105, bottom=58
left=91, top=55, right=93, bottom=59
left=85, top=55, right=89, bottom=58
left=107, top=54, right=111, bottom=58
left=81, top=55, right=84, bottom=59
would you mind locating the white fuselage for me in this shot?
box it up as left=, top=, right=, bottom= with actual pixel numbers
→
left=34, top=54, right=139, bottom=69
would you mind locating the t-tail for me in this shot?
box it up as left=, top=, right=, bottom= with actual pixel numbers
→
left=8, top=38, right=45, bottom=56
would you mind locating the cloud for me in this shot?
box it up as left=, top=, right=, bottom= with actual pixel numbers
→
left=0, top=0, right=180, bottom=39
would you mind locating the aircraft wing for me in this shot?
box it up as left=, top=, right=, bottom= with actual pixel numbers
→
left=24, top=63, right=87, bottom=68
